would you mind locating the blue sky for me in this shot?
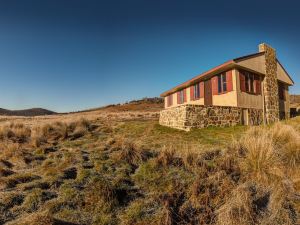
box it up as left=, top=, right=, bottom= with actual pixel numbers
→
left=0, top=0, right=299, bottom=112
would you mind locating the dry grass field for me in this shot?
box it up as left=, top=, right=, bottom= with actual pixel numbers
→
left=0, top=100, right=299, bottom=225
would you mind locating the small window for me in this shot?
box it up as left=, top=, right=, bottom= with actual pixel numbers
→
left=194, top=83, right=200, bottom=99
left=217, top=73, right=227, bottom=94
left=241, top=71, right=261, bottom=95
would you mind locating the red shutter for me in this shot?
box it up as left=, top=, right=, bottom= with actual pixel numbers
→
left=226, top=70, right=233, bottom=92
left=239, top=71, right=246, bottom=92
left=255, top=76, right=261, bottom=95
left=200, top=82, right=204, bottom=98
left=190, top=86, right=194, bottom=101
left=184, top=89, right=187, bottom=102
left=212, top=76, right=218, bottom=95
left=168, top=95, right=173, bottom=106
left=177, top=92, right=180, bottom=104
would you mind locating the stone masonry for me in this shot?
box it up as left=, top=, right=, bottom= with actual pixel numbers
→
left=259, top=43, right=280, bottom=124
left=159, top=105, right=263, bottom=131
left=248, top=108, right=264, bottom=125
left=286, top=91, right=290, bottom=120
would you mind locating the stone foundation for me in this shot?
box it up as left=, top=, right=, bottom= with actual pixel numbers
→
left=248, top=108, right=264, bottom=125
left=159, top=105, right=263, bottom=131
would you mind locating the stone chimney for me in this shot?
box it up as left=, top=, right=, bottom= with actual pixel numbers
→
left=259, top=43, right=279, bottom=124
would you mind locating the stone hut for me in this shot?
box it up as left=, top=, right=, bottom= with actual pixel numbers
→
left=159, top=43, right=294, bottom=130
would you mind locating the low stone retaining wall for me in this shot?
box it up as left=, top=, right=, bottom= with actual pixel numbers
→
left=159, top=105, right=187, bottom=130
left=159, top=105, right=263, bottom=131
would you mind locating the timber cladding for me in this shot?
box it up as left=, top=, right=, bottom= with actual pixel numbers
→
left=290, top=95, right=300, bottom=104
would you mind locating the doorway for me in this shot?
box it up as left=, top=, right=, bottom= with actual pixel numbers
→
left=204, top=79, right=213, bottom=106
left=242, top=109, right=249, bottom=125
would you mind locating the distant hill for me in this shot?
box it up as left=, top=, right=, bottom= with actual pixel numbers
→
left=73, top=97, right=164, bottom=113
left=0, top=97, right=164, bottom=117
left=101, top=97, right=164, bottom=112
left=0, top=108, right=57, bottom=117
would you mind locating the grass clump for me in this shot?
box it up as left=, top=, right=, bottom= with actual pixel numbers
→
left=218, top=122, right=300, bottom=225
left=119, top=199, right=161, bottom=225
left=0, top=173, right=40, bottom=189
left=22, top=188, right=57, bottom=212
left=237, top=129, right=281, bottom=184
left=0, top=123, right=31, bottom=143
left=116, top=141, right=147, bottom=167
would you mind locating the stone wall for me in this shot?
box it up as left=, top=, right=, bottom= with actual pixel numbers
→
left=159, top=105, right=263, bottom=130
left=248, top=108, right=264, bottom=125
left=184, top=105, right=241, bottom=129
left=259, top=43, right=280, bottom=124
left=285, top=93, right=290, bottom=120
left=159, top=105, right=188, bottom=130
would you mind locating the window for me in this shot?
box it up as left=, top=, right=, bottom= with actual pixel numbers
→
left=245, top=73, right=250, bottom=92
left=240, top=70, right=261, bottom=95
left=244, top=71, right=255, bottom=93
left=177, top=90, right=184, bottom=104
left=194, top=83, right=200, bottom=99
left=217, top=73, right=227, bottom=94
left=249, top=74, right=254, bottom=93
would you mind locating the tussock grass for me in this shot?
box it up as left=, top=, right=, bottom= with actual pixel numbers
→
left=113, top=140, right=147, bottom=167
left=22, top=188, right=57, bottom=213
left=0, top=114, right=299, bottom=225
left=155, top=145, right=177, bottom=167
left=217, top=122, right=300, bottom=225
left=0, top=123, right=31, bottom=143
left=237, top=130, right=282, bottom=184
left=0, top=173, right=40, bottom=189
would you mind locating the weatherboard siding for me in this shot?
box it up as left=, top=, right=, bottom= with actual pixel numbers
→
left=236, top=69, right=264, bottom=110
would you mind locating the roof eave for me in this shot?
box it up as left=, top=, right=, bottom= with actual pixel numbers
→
left=160, top=60, right=235, bottom=97
left=276, top=59, right=294, bottom=85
